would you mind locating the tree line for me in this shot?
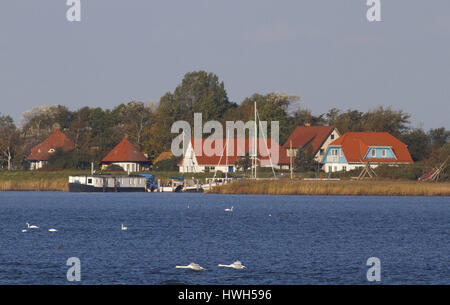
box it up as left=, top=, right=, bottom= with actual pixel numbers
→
left=0, top=70, right=448, bottom=170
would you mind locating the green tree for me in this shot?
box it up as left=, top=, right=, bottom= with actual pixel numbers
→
left=235, top=154, right=251, bottom=171
left=21, top=105, right=73, bottom=138
left=293, top=144, right=318, bottom=172
left=238, top=93, right=299, bottom=144
left=428, top=127, right=450, bottom=149
left=148, top=71, right=235, bottom=155
left=112, top=101, right=154, bottom=146
left=361, top=106, right=410, bottom=137
left=401, top=128, right=430, bottom=161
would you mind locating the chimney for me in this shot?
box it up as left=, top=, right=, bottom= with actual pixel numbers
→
left=305, top=123, right=311, bottom=127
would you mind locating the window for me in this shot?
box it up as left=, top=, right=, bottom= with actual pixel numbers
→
left=328, top=166, right=332, bottom=172
left=333, top=166, right=337, bottom=172
left=343, top=166, right=347, bottom=171
left=331, top=149, right=338, bottom=156
left=382, top=149, right=387, bottom=157
left=320, top=149, right=324, bottom=155
left=371, top=149, right=376, bottom=157
left=331, top=134, right=335, bottom=140
left=88, top=179, right=92, bottom=184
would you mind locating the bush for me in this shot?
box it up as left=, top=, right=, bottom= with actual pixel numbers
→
left=331, top=163, right=448, bottom=181
left=46, top=149, right=92, bottom=170
left=152, top=158, right=180, bottom=171
left=103, top=164, right=124, bottom=172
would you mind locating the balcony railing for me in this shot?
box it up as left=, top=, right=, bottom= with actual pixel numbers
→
left=327, top=155, right=338, bottom=162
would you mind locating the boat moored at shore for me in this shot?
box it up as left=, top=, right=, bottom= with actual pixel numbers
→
left=68, top=175, right=146, bottom=192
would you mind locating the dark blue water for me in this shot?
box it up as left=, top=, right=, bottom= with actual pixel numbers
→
left=0, top=192, right=448, bottom=284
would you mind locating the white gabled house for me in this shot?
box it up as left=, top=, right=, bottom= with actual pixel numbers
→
left=178, top=138, right=290, bottom=173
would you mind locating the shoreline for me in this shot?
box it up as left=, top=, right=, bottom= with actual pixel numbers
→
left=208, top=180, right=450, bottom=197
left=0, top=179, right=449, bottom=196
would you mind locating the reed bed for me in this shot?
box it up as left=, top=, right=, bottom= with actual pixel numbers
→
left=0, top=178, right=68, bottom=192
left=210, top=180, right=450, bottom=196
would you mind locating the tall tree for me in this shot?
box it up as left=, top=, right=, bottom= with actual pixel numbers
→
left=238, top=93, right=300, bottom=144
left=428, top=127, right=450, bottom=149
left=113, top=101, right=154, bottom=146
left=148, top=71, right=235, bottom=156
left=401, top=128, right=430, bottom=161
left=0, top=114, right=20, bottom=170
left=21, top=105, right=72, bottom=138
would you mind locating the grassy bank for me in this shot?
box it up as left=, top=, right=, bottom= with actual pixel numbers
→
left=2, top=170, right=449, bottom=195
left=209, top=179, right=450, bottom=196
left=0, top=170, right=85, bottom=191
left=0, top=170, right=219, bottom=192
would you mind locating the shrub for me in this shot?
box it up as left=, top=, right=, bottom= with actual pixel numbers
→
left=152, top=158, right=181, bottom=171
left=103, top=164, right=125, bottom=172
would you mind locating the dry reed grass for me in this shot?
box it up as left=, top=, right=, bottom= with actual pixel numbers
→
left=0, top=178, right=68, bottom=192
left=210, top=180, right=450, bottom=196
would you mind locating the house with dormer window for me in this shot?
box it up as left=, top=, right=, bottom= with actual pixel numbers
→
left=27, top=128, right=75, bottom=170
left=321, top=132, right=413, bottom=173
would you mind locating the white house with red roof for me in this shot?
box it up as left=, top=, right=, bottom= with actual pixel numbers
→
left=27, top=128, right=75, bottom=170
left=283, top=125, right=340, bottom=163
left=101, top=137, right=150, bottom=172
left=322, top=132, right=413, bottom=173
left=178, top=138, right=289, bottom=173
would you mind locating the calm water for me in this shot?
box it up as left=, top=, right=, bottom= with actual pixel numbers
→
left=0, top=192, right=448, bottom=285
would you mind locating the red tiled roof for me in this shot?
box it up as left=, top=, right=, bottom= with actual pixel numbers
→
left=283, top=126, right=336, bottom=154
left=101, top=137, right=149, bottom=163
left=180, top=138, right=290, bottom=166
left=27, top=128, right=75, bottom=161
left=329, top=132, right=413, bottom=163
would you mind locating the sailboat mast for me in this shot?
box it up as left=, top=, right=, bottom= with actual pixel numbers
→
left=254, top=101, right=257, bottom=179
left=226, top=129, right=229, bottom=179
left=182, top=131, right=185, bottom=173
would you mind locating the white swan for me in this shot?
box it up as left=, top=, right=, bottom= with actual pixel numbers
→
left=121, top=224, right=128, bottom=231
left=21, top=229, right=27, bottom=233
left=225, top=206, right=234, bottom=212
left=26, top=222, right=39, bottom=229
left=174, top=263, right=205, bottom=270
left=217, top=261, right=246, bottom=269
left=48, top=228, right=58, bottom=232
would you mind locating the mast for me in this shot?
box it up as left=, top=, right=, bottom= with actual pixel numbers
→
left=182, top=131, right=185, bottom=173
left=225, top=129, right=229, bottom=179
left=254, top=101, right=257, bottom=179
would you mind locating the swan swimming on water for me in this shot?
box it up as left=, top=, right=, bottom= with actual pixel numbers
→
left=174, top=263, right=205, bottom=270
left=21, top=229, right=27, bottom=232
left=224, top=206, right=234, bottom=212
left=121, top=224, right=128, bottom=231
left=26, top=222, right=39, bottom=229
left=48, top=228, right=58, bottom=232
left=217, top=261, right=246, bottom=269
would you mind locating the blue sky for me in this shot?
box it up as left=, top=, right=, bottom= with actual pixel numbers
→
left=0, top=0, right=449, bottom=129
